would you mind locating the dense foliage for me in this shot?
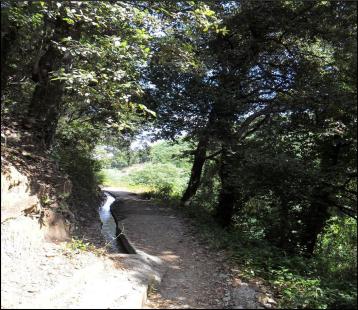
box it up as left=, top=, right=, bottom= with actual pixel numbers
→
left=100, top=140, right=191, bottom=197
left=2, top=1, right=356, bottom=308
left=143, top=0, right=357, bottom=257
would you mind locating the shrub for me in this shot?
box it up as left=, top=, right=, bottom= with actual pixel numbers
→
left=124, top=162, right=189, bottom=198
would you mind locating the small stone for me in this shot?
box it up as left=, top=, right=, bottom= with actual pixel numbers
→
left=27, top=290, right=38, bottom=293
left=266, top=297, right=277, bottom=305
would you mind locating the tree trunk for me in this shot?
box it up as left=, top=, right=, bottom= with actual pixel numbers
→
left=300, top=138, right=342, bottom=256
left=181, top=109, right=217, bottom=205
left=181, top=133, right=210, bottom=205
left=28, top=83, right=63, bottom=147
left=26, top=14, right=75, bottom=148
left=277, top=197, right=291, bottom=250
left=1, top=7, right=11, bottom=90
left=215, top=147, right=236, bottom=227
left=27, top=45, right=64, bottom=148
left=1, top=25, right=17, bottom=92
left=301, top=191, right=330, bottom=256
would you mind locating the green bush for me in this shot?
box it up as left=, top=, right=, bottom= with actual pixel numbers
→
left=316, top=216, right=357, bottom=280
left=149, top=140, right=192, bottom=169
left=124, top=162, right=189, bottom=198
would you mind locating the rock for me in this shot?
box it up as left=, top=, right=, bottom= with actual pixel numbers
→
left=1, top=164, right=41, bottom=221
left=231, top=285, right=258, bottom=309
left=21, top=150, right=31, bottom=157
left=266, top=297, right=277, bottom=305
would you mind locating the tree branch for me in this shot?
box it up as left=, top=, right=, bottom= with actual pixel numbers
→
left=237, top=105, right=286, bottom=139
left=205, top=149, right=222, bottom=160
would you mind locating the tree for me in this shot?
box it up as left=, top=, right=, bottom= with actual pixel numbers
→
left=145, top=0, right=356, bottom=253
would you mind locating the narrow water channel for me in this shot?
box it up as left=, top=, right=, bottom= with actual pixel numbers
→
left=98, top=192, right=124, bottom=252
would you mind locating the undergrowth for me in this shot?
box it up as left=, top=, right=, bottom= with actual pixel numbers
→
left=65, top=237, right=107, bottom=257
left=179, top=203, right=357, bottom=309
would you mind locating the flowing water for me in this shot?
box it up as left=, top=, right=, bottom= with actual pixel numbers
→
left=98, top=192, right=124, bottom=252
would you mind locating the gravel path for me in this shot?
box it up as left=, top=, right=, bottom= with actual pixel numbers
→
left=106, top=188, right=271, bottom=309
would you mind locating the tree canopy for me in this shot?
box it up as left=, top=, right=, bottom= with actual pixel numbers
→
left=1, top=1, right=356, bottom=308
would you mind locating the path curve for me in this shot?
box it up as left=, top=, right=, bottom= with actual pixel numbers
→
left=105, top=187, right=267, bottom=309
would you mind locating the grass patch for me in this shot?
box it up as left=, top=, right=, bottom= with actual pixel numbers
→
left=64, top=237, right=109, bottom=257
left=66, top=237, right=96, bottom=252
left=99, top=164, right=189, bottom=198
left=98, top=167, right=152, bottom=192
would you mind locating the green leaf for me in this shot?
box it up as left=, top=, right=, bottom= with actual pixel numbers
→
left=120, top=41, right=128, bottom=48
left=63, top=17, right=75, bottom=25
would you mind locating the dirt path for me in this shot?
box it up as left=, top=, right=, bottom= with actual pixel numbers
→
left=1, top=215, right=152, bottom=309
left=106, top=188, right=271, bottom=309
left=2, top=187, right=274, bottom=309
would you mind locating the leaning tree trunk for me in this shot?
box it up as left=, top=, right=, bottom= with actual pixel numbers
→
left=181, top=133, right=210, bottom=205
left=181, top=110, right=216, bottom=205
